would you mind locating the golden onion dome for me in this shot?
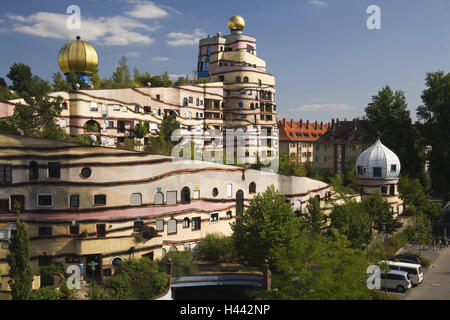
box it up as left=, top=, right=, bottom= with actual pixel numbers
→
left=228, top=15, right=245, bottom=31
left=58, top=36, right=98, bottom=75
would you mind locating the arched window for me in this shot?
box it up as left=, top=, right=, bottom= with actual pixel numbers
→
left=169, top=246, right=178, bottom=252
left=249, top=182, right=256, bottom=194
left=236, top=76, right=241, bottom=83
left=154, top=192, right=164, bottom=204
left=181, top=187, right=191, bottom=204
left=182, top=218, right=190, bottom=228
left=183, top=98, right=188, bottom=106
left=389, top=185, right=395, bottom=196
left=243, top=76, right=249, bottom=83
left=212, top=188, right=219, bottom=197
left=381, top=186, right=388, bottom=194
left=236, top=190, right=244, bottom=217
left=29, top=161, right=39, bottom=180
left=238, top=102, right=244, bottom=108
left=111, top=256, right=124, bottom=268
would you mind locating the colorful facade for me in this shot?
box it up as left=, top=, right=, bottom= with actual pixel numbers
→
left=0, top=133, right=332, bottom=298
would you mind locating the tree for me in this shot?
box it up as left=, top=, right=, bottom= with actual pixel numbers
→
left=417, top=71, right=450, bottom=200
left=7, top=63, right=33, bottom=95
left=52, top=72, right=71, bottom=92
left=398, top=176, right=441, bottom=221
left=406, top=213, right=432, bottom=257
left=112, top=55, right=131, bottom=85
left=231, top=185, right=300, bottom=266
left=330, top=200, right=373, bottom=249
left=361, top=85, right=424, bottom=181
left=157, top=251, right=198, bottom=278
left=302, top=197, right=323, bottom=237
left=195, top=233, right=235, bottom=263
left=7, top=219, right=34, bottom=300
left=133, top=120, right=149, bottom=140
left=362, top=192, right=402, bottom=235
left=0, top=77, right=7, bottom=88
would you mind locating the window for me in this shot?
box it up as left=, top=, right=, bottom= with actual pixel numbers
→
left=154, top=192, right=164, bottom=205
left=70, top=195, right=80, bottom=208
left=62, top=102, right=68, bottom=110
left=243, top=77, right=249, bottom=83
left=144, top=106, right=151, bottom=114
left=130, top=193, right=142, bottom=206
left=191, top=217, right=201, bottom=230
left=373, top=167, right=382, bottom=178
left=134, top=106, right=140, bottom=113
left=94, top=195, right=106, bottom=206
left=39, top=226, right=52, bottom=236
left=183, top=98, right=188, bottom=106
left=226, top=211, right=232, bottom=219
left=212, top=188, right=219, bottom=197
left=168, top=219, right=177, bottom=235
left=381, top=186, right=388, bottom=194
left=28, top=161, right=39, bottom=180
left=236, top=76, right=241, bottom=83
left=219, top=75, right=224, bottom=82
left=39, top=256, right=53, bottom=266
left=156, top=95, right=161, bottom=101
left=189, top=97, right=193, bottom=104
left=108, top=121, right=114, bottom=128
left=0, top=165, right=12, bottom=184
left=389, top=185, right=395, bottom=196
left=0, top=199, right=9, bottom=213
left=391, top=164, right=397, bottom=173
left=166, top=191, right=177, bottom=205
left=96, top=224, right=106, bottom=238
left=227, top=184, right=233, bottom=198
left=249, top=182, right=256, bottom=194
left=37, top=194, right=53, bottom=207
left=196, top=98, right=200, bottom=106
left=210, top=212, right=219, bottom=223
left=182, top=218, right=190, bottom=228
left=236, top=190, right=244, bottom=217
left=258, top=79, right=262, bottom=86
left=238, top=102, right=244, bottom=108
left=113, top=105, right=121, bottom=111
left=69, top=224, right=80, bottom=236
left=181, top=187, right=190, bottom=204
left=90, top=102, right=98, bottom=112
left=81, top=167, right=92, bottom=179
left=156, top=219, right=164, bottom=232
left=48, top=162, right=61, bottom=178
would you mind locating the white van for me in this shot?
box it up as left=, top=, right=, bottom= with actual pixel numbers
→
left=380, top=270, right=412, bottom=293
left=387, top=261, right=423, bottom=285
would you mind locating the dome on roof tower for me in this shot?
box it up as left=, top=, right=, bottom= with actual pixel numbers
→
left=356, top=137, right=400, bottom=180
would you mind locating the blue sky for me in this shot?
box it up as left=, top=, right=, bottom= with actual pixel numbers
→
left=0, top=0, right=449, bottom=122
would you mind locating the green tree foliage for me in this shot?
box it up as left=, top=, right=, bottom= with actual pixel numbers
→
left=52, top=72, right=71, bottom=92
left=259, top=229, right=372, bottom=300
left=398, top=176, right=441, bottom=221
left=231, top=185, right=300, bottom=266
left=145, top=115, right=180, bottom=156
left=361, top=85, right=424, bottom=181
left=29, top=281, right=76, bottom=300
left=157, top=251, right=198, bottom=277
left=417, top=71, right=450, bottom=200
left=133, top=120, right=149, bottom=140
left=1, top=63, right=70, bottom=141
left=278, top=152, right=307, bottom=176
left=113, top=55, right=131, bottom=85
left=302, top=197, right=323, bottom=237
left=362, top=192, right=402, bottom=235
left=195, top=233, right=235, bottom=263
left=7, top=219, right=34, bottom=300
left=405, top=213, right=432, bottom=253
left=93, top=257, right=168, bottom=300
left=330, top=200, right=373, bottom=249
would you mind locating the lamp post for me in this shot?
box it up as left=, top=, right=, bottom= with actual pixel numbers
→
left=87, top=261, right=99, bottom=283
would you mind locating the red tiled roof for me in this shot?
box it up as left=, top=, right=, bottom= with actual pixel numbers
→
left=278, top=119, right=329, bottom=142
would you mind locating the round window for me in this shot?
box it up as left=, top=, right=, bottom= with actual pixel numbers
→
left=81, top=167, right=92, bottom=179
left=212, top=188, right=219, bottom=197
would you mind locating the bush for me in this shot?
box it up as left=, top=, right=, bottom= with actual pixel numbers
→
left=195, top=233, right=236, bottom=263
left=39, top=264, right=64, bottom=287
left=157, top=251, right=198, bottom=277
left=30, top=287, right=63, bottom=300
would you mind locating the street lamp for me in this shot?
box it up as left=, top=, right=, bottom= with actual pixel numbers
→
left=87, top=261, right=99, bottom=283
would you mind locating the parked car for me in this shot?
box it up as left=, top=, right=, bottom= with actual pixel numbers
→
left=387, top=261, right=424, bottom=286
left=391, top=254, right=421, bottom=265
left=380, top=270, right=412, bottom=293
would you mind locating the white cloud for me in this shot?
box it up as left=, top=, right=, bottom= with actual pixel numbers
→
left=309, top=0, right=327, bottom=7
left=168, top=74, right=188, bottom=80
left=124, top=51, right=141, bottom=58
left=292, top=103, right=355, bottom=112
left=5, top=11, right=157, bottom=46
left=125, top=1, right=169, bottom=19
left=166, top=28, right=207, bottom=47
left=152, top=57, right=170, bottom=62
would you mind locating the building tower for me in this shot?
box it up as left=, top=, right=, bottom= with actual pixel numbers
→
left=356, top=137, right=404, bottom=215
left=197, top=16, right=278, bottom=163
left=58, top=36, right=99, bottom=85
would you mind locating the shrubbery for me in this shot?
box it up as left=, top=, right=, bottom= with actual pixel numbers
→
left=195, top=233, right=235, bottom=263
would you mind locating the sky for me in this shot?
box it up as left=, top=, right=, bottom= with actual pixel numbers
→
left=0, top=0, right=449, bottom=123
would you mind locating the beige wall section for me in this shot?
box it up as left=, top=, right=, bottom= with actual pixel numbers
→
left=211, top=51, right=266, bottom=68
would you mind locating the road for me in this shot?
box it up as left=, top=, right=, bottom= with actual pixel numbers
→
left=403, top=246, right=450, bottom=300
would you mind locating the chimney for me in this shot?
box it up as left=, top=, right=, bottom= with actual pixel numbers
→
left=306, top=120, right=309, bottom=129
left=331, top=119, right=335, bottom=130
left=290, top=120, right=294, bottom=128
left=320, top=121, right=323, bottom=130
left=314, top=121, right=318, bottom=130
left=299, top=119, right=303, bottom=128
